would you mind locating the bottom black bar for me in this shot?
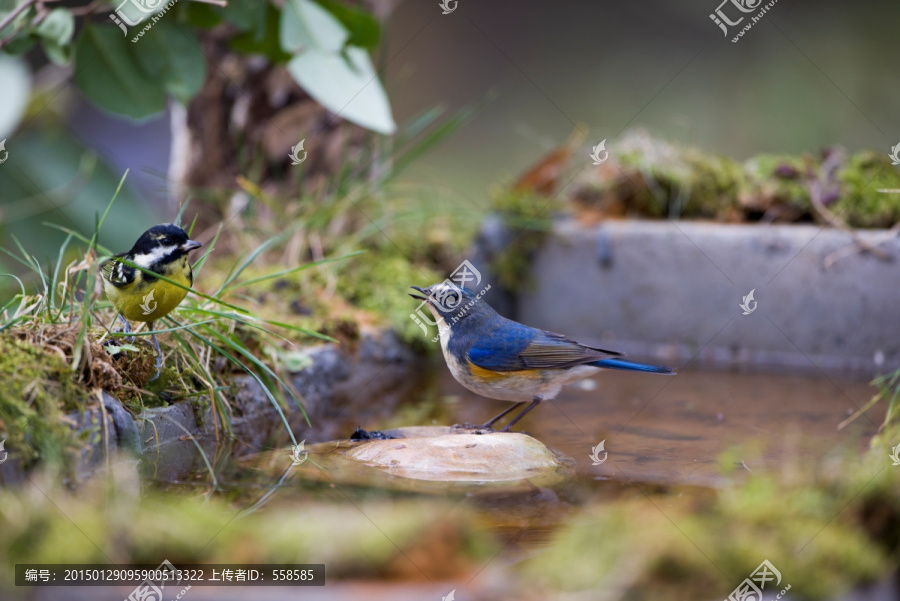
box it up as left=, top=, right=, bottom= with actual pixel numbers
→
left=16, top=563, right=325, bottom=586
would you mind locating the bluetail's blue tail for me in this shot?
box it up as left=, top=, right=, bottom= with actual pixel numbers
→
left=590, top=358, right=676, bottom=374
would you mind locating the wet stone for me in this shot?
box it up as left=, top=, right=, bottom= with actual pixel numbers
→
left=246, top=426, right=573, bottom=493
left=338, top=426, right=571, bottom=483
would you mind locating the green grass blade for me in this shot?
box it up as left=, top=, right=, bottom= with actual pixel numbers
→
left=389, top=105, right=477, bottom=179
left=225, top=250, right=365, bottom=291
left=49, top=234, right=73, bottom=322
left=180, top=306, right=337, bottom=343
left=180, top=307, right=296, bottom=344
left=88, top=170, right=128, bottom=255
left=176, top=321, right=305, bottom=441
left=107, top=319, right=219, bottom=337
left=186, top=212, right=199, bottom=238
left=0, top=244, right=37, bottom=271
left=262, top=320, right=337, bottom=342
left=174, top=197, right=193, bottom=229
left=43, top=223, right=113, bottom=255
left=0, top=274, right=28, bottom=330
left=396, top=105, right=446, bottom=143
left=168, top=327, right=235, bottom=436
left=213, top=230, right=296, bottom=295
left=70, top=262, right=97, bottom=374
left=201, top=324, right=309, bottom=428
left=191, top=224, right=223, bottom=277
left=9, top=235, right=43, bottom=280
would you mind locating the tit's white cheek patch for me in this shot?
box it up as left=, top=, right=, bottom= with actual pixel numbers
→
left=132, top=245, right=177, bottom=269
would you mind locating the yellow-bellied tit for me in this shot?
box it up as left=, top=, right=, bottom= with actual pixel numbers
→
left=101, top=224, right=202, bottom=380
left=410, top=284, right=675, bottom=432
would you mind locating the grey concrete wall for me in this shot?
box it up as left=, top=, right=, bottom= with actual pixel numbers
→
left=505, top=219, right=899, bottom=376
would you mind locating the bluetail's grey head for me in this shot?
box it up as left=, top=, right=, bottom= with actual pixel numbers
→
left=410, top=283, right=484, bottom=321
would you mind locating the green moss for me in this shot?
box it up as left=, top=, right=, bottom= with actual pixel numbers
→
left=338, top=253, right=442, bottom=344
left=743, top=153, right=811, bottom=215
left=0, top=335, right=87, bottom=468
left=519, top=460, right=894, bottom=600
left=0, top=472, right=497, bottom=582
left=615, top=146, right=745, bottom=219
left=487, top=187, right=557, bottom=292
left=835, top=151, right=900, bottom=227
left=569, top=133, right=900, bottom=228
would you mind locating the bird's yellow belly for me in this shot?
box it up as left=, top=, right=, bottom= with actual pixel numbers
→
left=106, top=273, right=191, bottom=323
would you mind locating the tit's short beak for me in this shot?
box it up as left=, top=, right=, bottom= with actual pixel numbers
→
left=409, top=286, right=428, bottom=301
left=182, top=240, right=203, bottom=252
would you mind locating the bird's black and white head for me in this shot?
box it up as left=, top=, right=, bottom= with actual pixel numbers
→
left=409, top=283, right=494, bottom=325
left=128, top=224, right=202, bottom=272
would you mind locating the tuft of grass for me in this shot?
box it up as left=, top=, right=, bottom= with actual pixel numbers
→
left=0, top=173, right=364, bottom=467
left=0, top=103, right=489, bottom=468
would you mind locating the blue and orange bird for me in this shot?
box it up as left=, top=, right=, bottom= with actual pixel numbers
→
left=410, top=284, right=675, bottom=432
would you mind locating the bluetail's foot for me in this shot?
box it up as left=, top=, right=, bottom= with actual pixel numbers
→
left=451, top=422, right=495, bottom=434
left=457, top=402, right=527, bottom=433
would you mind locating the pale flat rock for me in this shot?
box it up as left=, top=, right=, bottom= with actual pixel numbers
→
left=244, top=426, right=573, bottom=492
left=340, top=426, right=570, bottom=482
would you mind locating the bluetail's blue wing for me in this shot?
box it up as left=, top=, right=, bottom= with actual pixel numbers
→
left=466, top=319, right=621, bottom=371
left=465, top=320, right=536, bottom=371
left=518, top=331, right=621, bottom=369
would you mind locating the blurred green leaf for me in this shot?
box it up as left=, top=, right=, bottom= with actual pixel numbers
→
left=73, top=23, right=166, bottom=118
left=221, top=0, right=268, bottom=34
left=133, top=22, right=206, bottom=105
left=315, top=0, right=380, bottom=49
left=390, top=104, right=476, bottom=178
left=230, top=3, right=291, bottom=63
left=0, top=54, right=29, bottom=138
left=288, top=47, right=395, bottom=134
left=1, top=32, right=34, bottom=55
left=73, top=22, right=205, bottom=118
left=0, top=0, right=30, bottom=40
left=41, top=38, right=72, bottom=65
left=280, top=0, right=347, bottom=53
left=34, top=8, right=73, bottom=46
left=180, top=3, right=225, bottom=29
left=35, top=8, right=74, bottom=66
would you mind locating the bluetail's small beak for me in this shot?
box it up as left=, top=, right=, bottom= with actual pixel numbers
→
left=409, top=286, right=428, bottom=301
left=182, top=240, right=203, bottom=252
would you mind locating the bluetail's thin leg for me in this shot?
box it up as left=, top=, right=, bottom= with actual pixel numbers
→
left=474, top=402, right=525, bottom=430
left=500, top=397, right=543, bottom=432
